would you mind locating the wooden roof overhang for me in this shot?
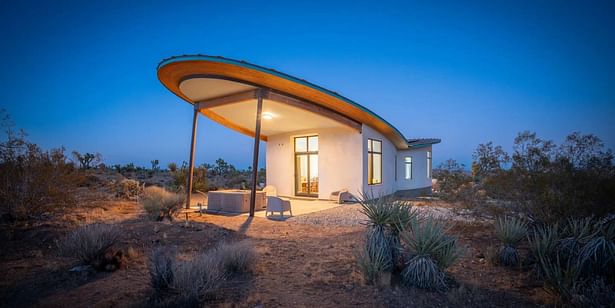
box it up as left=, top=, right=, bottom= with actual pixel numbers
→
left=157, top=55, right=410, bottom=149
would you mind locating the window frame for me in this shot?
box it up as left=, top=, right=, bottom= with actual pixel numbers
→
left=367, top=138, right=383, bottom=185
left=404, top=156, right=413, bottom=180
left=294, top=135, right=319, bottom=197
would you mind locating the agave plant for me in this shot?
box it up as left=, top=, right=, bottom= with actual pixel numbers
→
left=399, top=216, right=461, bottom=290
left=494, top=216, right=528, bottom=266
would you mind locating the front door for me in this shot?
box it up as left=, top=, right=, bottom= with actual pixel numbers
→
left=294, top=135, right=318, bottom=197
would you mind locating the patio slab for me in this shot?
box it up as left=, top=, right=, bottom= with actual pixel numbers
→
left=188, top=193, right=343, bottom=218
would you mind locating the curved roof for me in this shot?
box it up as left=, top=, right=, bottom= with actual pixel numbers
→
left=157, top=54, right=410, bottom=149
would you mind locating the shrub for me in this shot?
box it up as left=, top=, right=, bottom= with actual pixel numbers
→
left=357, top=192, right=396, bottom=276
left=356, top=229, right=394, bottom=284
left=1, top=110, right=80, bottom=220
left=399, top=216, right=462, bottom=290
left=170, top=161, right=208, bottom=192
left=494, top=216, right=528, bottom=266
left=149, top=241, right=256, bottom=306
left=528, top=217, right=615, bottom=304
left=59, top=223, right=120, bottom=267
left=141, top=186, right=184, bottom=221
left=211, top=241, right=257, bottom=274
left=115, top=179, right=142, bottom=200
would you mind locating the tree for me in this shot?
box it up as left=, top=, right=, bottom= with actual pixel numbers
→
left=72, top=151, right=102, bottom=170
left=512, top=131, right=555, bottom=173
left=472, top=142, right=510, bottom=181
left=151, top=159, right=160, bottom=172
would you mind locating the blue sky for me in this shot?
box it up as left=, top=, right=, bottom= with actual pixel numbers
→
left=1, top=0, right=613, bottom=169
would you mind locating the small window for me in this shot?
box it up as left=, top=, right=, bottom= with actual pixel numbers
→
left=427, top=151, right=432, bottom=178
left=404, top=157, right=412, bottom=179
left=368, top=139, right=382, bottom=185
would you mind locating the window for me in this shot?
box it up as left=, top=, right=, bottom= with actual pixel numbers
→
left=427, top=151, right=432, bottom=178
left=294, top=136, right=318, bottom=196
left=368, top=139, right=382, bottom=185
left=404, top=156, right=412, bottom=179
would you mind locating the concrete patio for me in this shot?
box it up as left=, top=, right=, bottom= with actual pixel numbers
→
left=188, top=193, right=344, bottom=218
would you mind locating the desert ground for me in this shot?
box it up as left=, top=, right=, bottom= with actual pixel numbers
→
left=0, top=182, right=553, bottom=308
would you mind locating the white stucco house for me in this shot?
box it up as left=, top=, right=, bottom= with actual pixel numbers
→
left=157, top=55, right=440, bottom=210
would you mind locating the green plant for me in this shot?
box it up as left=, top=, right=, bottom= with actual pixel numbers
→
left=494, top=216, right=528, bottom=266
left=141, top=186, right=184, bottom=221
left=59, top=223, right=120, bottom=266
left=357, top=192, right=397, bottom=273
left=528, top=217, right=615, bottom=305
left=399, top=216, right=462, bottom=290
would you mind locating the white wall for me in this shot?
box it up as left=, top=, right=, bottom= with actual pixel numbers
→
left=395, top=146, right=433, bottom=191
left=265, top=126, right=363, bottom=199
left=361, top=125, right=397, bottom=196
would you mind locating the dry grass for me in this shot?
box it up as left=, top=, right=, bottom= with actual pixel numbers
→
left=141, top=186, right=184, bottom=221
left=58, top=223, right=120, bottom=265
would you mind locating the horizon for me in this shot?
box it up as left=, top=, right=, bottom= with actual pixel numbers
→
left=1, top=0, right=614, bottom=169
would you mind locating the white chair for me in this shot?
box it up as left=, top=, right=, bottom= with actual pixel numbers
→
left=329, top=189, right=356, bottom=204
left=266, top=196, right=292, bottom=217
left=262, top=185, right=277, bottom=197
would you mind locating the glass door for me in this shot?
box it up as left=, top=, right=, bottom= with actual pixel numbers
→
left=294, top=135, right=318, bottom=197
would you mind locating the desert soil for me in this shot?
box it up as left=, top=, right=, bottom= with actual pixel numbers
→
left=0, top=189, right=551, bottom=307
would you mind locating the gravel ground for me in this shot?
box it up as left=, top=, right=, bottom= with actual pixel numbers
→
left=289, top=203, right=483, bottom=226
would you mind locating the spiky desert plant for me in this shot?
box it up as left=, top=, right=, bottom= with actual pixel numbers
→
left=399, top=216, right=461, bottom=290
left=558, top=217, right=596, bottom=258
left=356, top=231, right=394, bottom=284
left=357, top=192, right=396, bottom=272
left=494, top=216, right=528, bottom=266
left=576, top=218, right=615, bottom=279
left=388, top=201, right=419, bottom=268
left=528, top=224, right=559, bottom=270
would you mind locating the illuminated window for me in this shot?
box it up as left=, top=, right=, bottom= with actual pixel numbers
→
left=368, top=139, right=382, bottom=185
left=404, top=157, right=412, bottom=179
left=427, top=151, right=432, bottom=178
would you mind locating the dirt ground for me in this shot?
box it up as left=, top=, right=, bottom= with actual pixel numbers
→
left=0, top=189, right=553, bottom=307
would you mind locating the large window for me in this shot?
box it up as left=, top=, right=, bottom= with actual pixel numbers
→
left=295, top=136, right=318, bottom=196
left=427, top=151, right=432, bottom=178
left=404, top=156, right=413, bottom=179
left=368, top=139, right=382, bottom=185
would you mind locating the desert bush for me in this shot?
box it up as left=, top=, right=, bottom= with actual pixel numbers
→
left=471, top=131, right=615, bottom=223
left=399, top=216, right=462, bottom=290
left=170, top=161, right=208, bottom=192
left=59, top=223, right=121, bottom=268
left=211, top=240, right=257, bottom=274
left=141, top=186, right=184, bottom=221
left=114, top=178, right=142, bottom=200
left=149, top=241, right=256, bottom=306
left=433, top=159, right=472, bottom=201
left=528, top=217, right=615, bottom=304
left=0, top=110, right=81, bottom=221
left=494, top=216, right=528, bottom=266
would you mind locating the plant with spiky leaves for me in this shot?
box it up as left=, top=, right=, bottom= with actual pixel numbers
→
left=399, top=216, right=462, bottom=290
left=494, top=216, right=528, bottom=266
left=357, top=192, right=396, bottom=278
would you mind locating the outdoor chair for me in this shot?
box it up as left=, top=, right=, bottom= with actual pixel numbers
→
left=329, top=189, right=355, bottom=204
left=266, top=196, right=292, bottom=217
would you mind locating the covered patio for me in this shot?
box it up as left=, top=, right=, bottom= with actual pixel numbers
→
left=187, top=193, right=344, bottom=218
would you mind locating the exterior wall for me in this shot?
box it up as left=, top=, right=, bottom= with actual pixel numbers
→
left=395, top=146, right=433, bottom=192
left=265, top=126, right=363, bottom=199
left=361, top=125, right=397, bottom=196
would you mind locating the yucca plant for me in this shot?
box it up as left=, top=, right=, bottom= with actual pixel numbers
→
left=356, top=231, right=394, bottom=284
left=399, top=216, right=461, bottom=290
left=494, top=216, right=528, bottom=266
left=357, top=192, right=396, bottom=273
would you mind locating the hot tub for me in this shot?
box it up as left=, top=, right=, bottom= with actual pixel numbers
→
left=207, top=190, right=267, bottom=213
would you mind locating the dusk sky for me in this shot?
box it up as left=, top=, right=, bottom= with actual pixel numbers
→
left=1, top=0, right=614, bottom=169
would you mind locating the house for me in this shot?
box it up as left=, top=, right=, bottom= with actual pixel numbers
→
left=157, top=55, right=440, bottom=214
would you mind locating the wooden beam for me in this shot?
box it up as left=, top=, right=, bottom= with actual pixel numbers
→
left=249, top=90, right=264, bottom=217
left=194, top=89, right=258, bottom=110
left=199, top=109, right=268, bottom=142
left=186, top=109, right=199, bottom=209
left=267, top=91, right=362, bottom=132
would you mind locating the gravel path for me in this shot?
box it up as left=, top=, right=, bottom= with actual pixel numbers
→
left=288, top=203, right=482, bottom=226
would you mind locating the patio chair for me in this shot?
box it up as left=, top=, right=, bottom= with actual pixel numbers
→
left=266, top=196, right=292, bottom=217
left=329, top=189, right=356, bottom=204
left=262, top=185, right=277, bottom=197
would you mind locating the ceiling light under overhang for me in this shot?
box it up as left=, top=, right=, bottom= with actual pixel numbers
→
left=262, top=112, right=274, bottom=120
